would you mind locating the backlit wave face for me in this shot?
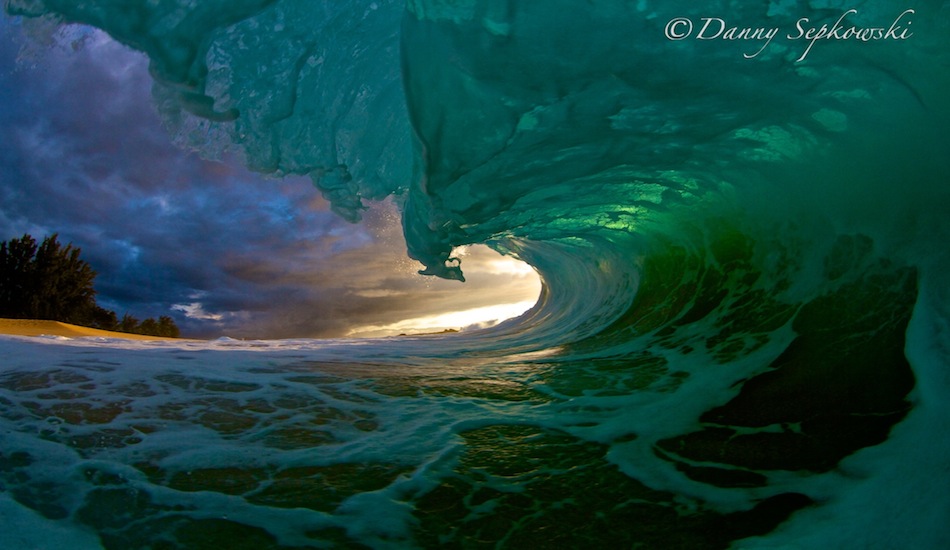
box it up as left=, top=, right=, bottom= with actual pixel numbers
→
left=397, top=0, right=949, bottom=348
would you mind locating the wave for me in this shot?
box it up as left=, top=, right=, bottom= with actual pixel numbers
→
left=5, top=0, right=950, bottom=547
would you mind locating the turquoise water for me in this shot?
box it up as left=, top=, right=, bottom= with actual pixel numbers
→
left=2, top=1, right=949, bottom=548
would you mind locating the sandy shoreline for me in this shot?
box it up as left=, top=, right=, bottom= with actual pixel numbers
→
left=0, top=318, right=183, bottom=341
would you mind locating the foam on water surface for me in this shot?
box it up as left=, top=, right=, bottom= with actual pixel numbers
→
left=3, top=0, right=950, bottom=547
left=0, top=335, right=651, bottom=546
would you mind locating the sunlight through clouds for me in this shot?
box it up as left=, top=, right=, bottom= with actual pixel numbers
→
left=348, top=245, right=542, bottom=337
left=347, top=299, right=539, bottom=338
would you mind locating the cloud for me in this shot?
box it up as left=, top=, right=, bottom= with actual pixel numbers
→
left=0, top=17, right=541, bottom=339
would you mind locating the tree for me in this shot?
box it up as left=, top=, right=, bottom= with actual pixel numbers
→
left=0, top=233, right=97, bottom=323
left=0, top=234, right=37, bottom=317
left=119, top=313, right=140, bottom=333
left=114, top=314, right=180, bottom=337
left=30, top=234, right=98, bottom=323
left=88, top=306, right=119, bottom=331
left=138, top=317, right=158, bottom=336
left=157, top=315, right=181, bottom=338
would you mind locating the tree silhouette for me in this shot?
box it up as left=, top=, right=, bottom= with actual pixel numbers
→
left=31, top=234, right=98, bottom=322
left=0, top=234, right=36, bottom=317
left=157, top=315, right=180, bottom=338
left=89, top=306, right=119, bottom=330
left=119, top=313, right=140, bottom=333
left=1, top=234, right=97, bottom=323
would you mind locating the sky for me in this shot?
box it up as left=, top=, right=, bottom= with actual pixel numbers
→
left=0, top=16, right=541, bottom=339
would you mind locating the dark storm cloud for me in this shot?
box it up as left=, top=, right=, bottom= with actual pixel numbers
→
left=0, top=17, right=540, bottom=339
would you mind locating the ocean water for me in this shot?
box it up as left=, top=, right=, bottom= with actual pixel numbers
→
left=3, top=0, right=950, bottom=548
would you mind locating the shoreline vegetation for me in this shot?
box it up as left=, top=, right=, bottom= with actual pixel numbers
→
left=2, top=233, right=181, bottom=338
left=0, top=318, right=183, bottom=341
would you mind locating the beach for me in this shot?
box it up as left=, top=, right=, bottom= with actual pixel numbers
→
left=0, top=318, right=182, bottom=341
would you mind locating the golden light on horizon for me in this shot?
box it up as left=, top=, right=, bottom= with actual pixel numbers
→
left=348, top=245, right=542, bottom=338
left=348, top=299, right=539, bottom=338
